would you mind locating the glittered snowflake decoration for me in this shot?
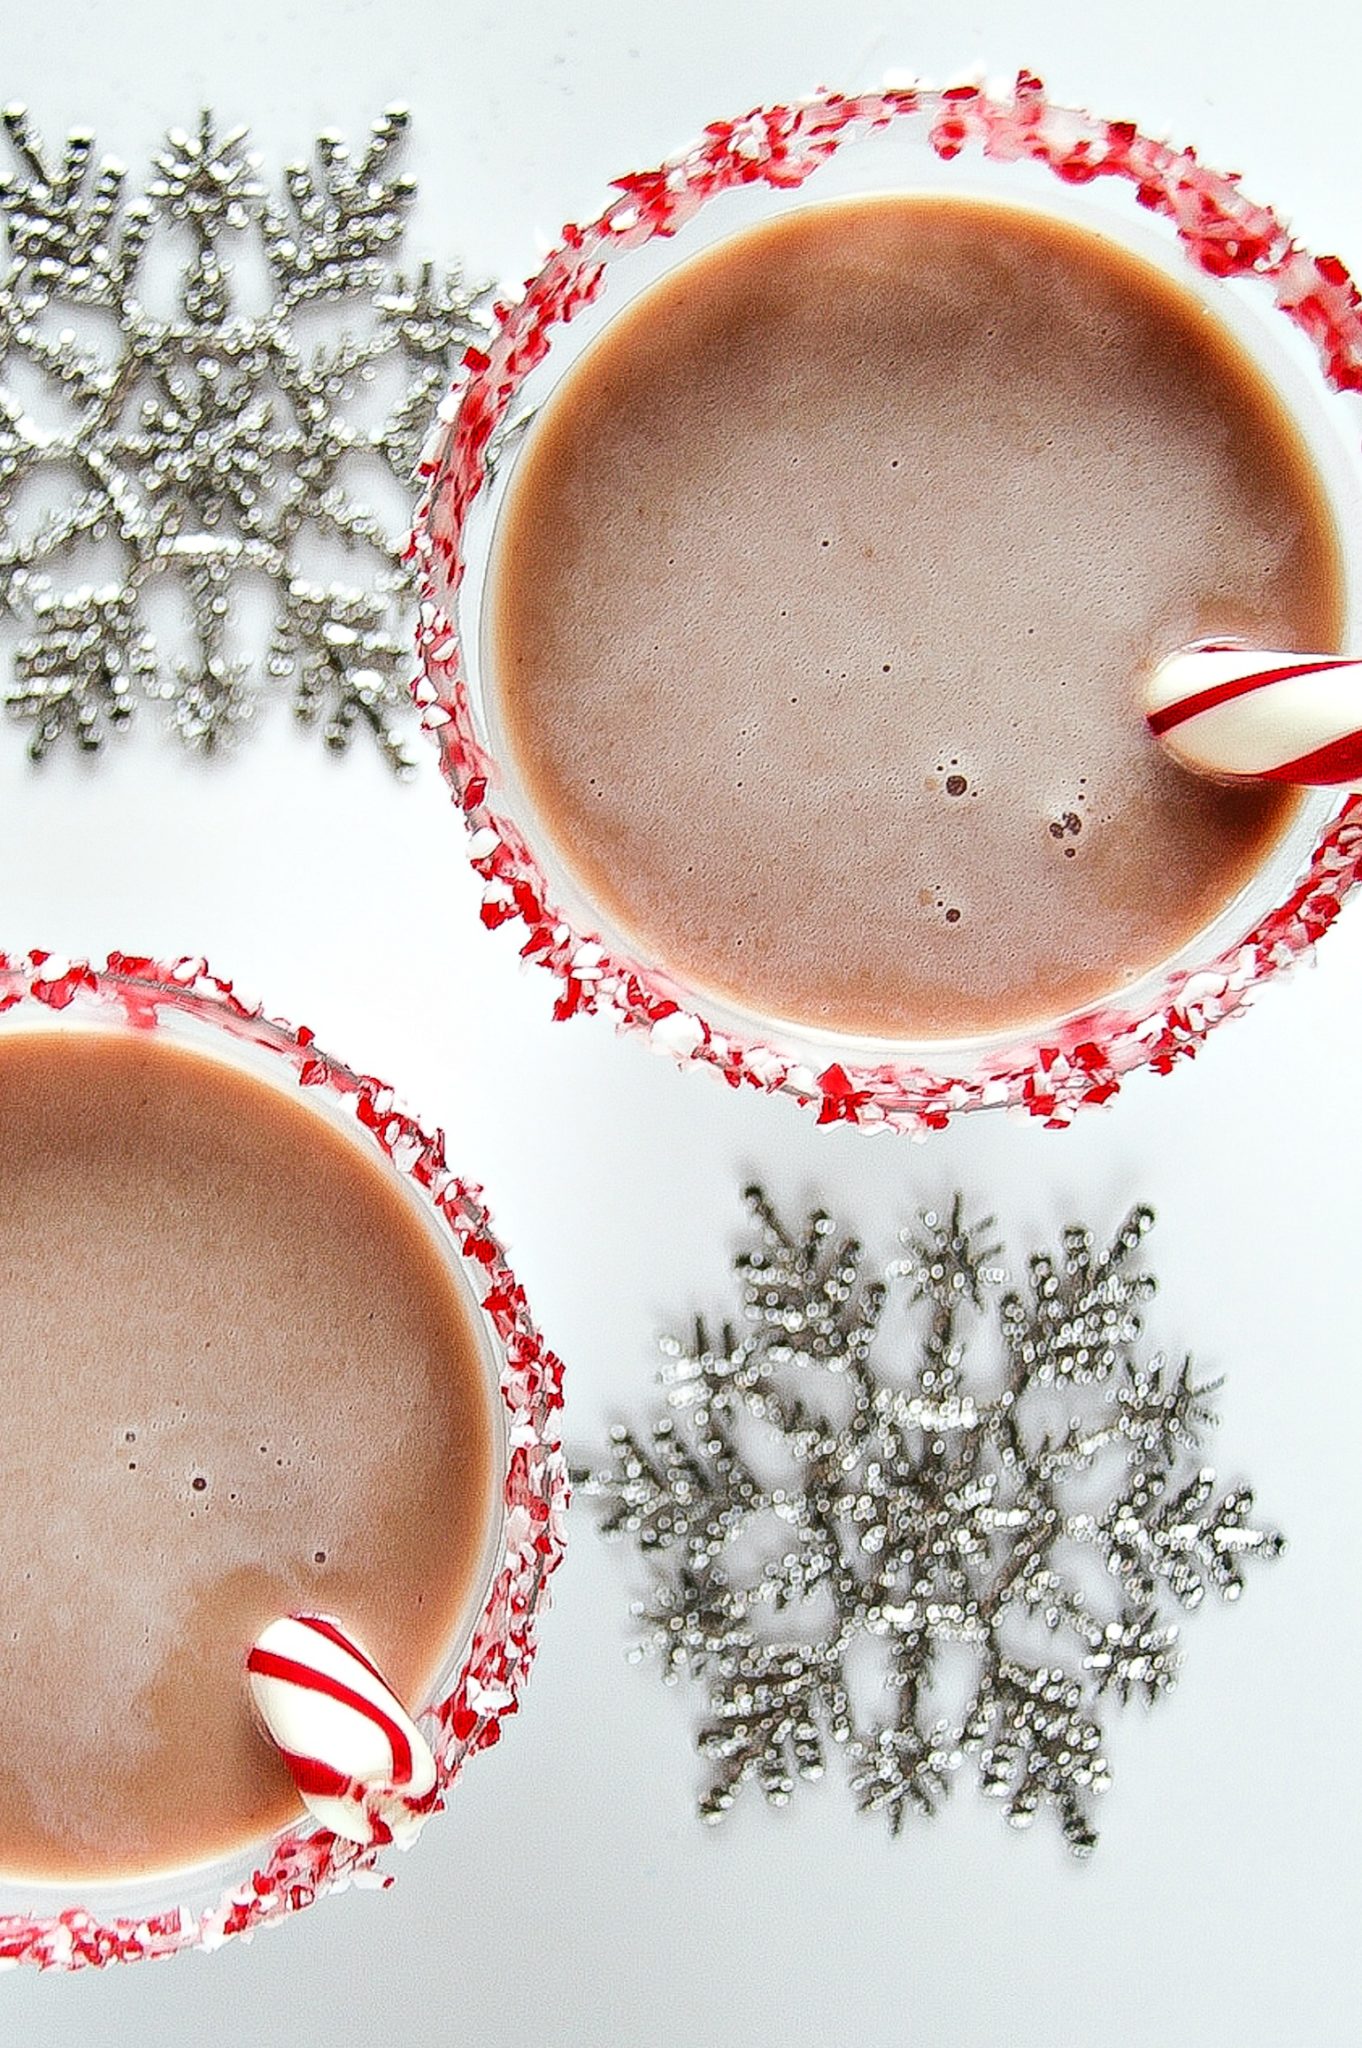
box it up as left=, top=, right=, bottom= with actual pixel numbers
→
left=576, top=1188, right=1284, bottom=1855
left=0, top=104, right=486, bottom=766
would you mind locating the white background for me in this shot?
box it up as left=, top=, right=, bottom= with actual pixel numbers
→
left=3, top=2, right=1361, bottom=2042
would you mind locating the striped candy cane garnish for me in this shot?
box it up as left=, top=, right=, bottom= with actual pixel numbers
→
left=1145, top=643, right=1362, bottom=786
left=247, top=1614, right=438, bottom=1849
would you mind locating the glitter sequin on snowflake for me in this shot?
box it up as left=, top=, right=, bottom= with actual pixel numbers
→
left=576, top=1188, right=1283, bottom=1855
left=0, top=105, right=485, bottom=765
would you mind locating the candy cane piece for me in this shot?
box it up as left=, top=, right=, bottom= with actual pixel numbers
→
left=1145, top=643, right=1362, bottom=786
left=247, top=1614, right=438, bottom=1848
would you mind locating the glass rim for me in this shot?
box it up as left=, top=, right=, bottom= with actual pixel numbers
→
left=0, top=950, right=568, bottom=1969
left=410, top=73, right=1362, bottom=1132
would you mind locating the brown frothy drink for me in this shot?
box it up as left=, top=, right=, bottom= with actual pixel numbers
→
left=491, top=195, right=1344, bottom=1040
left=0, top=1030, right=494, bottom=1884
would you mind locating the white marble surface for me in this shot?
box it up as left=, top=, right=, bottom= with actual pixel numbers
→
left=2, top=2, right=1361, bottom=2041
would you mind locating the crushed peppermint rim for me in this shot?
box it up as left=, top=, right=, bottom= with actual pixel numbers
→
left=409, top=71, right=1362, bottom=1133
left=0, top=951, right=568, bottom=1970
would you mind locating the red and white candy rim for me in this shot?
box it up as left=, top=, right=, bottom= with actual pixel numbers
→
left=0, top=952, right=568, bottom=1971
left=409, top=73, right=1362, bottom=1133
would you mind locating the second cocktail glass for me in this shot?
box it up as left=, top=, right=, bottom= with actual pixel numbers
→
left=412, top=76, right=1362, bottom=1131
left=0, top=952, right=567, bottom=1969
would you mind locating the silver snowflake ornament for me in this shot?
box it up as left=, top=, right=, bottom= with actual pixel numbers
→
left=576, top=1188, right=1284, bottom=1856
left=0, top=103, right=486, bottom=766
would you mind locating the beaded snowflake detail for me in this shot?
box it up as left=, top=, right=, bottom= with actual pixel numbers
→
left=577, top=1188, right=1284, bottom=1855
left=0, top=104, right=484, bottom=766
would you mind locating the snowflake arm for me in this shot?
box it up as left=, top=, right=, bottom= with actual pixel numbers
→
left=1092, top=1465, right=1285, bottom=1610
left=997, top=1206, right=1156, bottom=1394
left=374, top=261, right=489, bottom=476
left=738, top=1183, right=886, bottom=1374
left=1082, top=1607, right=1182, bottom=1704
left=850, top=1711, right=960, bottom=1833
left=1, top=105, right=151, bottom=304
left=572, top=1415, right=738, bottom=1557
left=696, top=1640, right=852, bottom=1822
left=630, top=1562, right=752, bottom=1684
left=6, top=583, right=151, bottom=755
left=965, top=1656, right=1110, bottom=1855
left=263, top=108, right=414, bottom=308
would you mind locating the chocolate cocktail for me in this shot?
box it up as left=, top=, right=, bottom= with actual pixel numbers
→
left=490, top=193, right=1339, bottom=1041
left=414, top=78, right=1362, bottom=1129
left=0, top=954, right=566, bottom=1968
